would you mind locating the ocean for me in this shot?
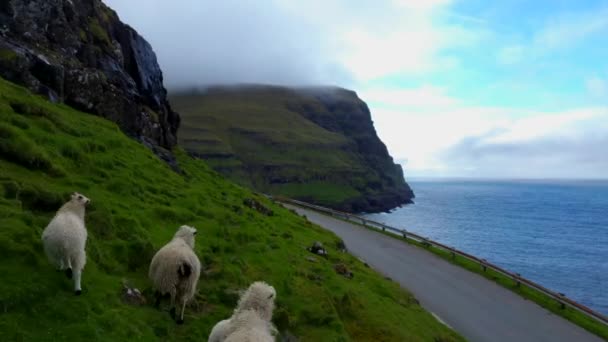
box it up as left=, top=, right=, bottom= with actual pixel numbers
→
left=363, top=179, right=608, bottom=315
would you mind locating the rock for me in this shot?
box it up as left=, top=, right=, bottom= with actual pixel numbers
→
left=335, top=240, right=347, bottom=252
left=0, top=0, right=179, bottom=152
left=243, top=198, right=274, bottom=216
left=334, top=263, right=354, bottom=279
left=307, top=241, right=328, bottom=257
left=120, top=280, right=146, bottom=306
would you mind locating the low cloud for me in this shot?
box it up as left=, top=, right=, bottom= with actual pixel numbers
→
left=441, top=109, right=608, bottom=178
left=102, top=0, right=474, bottom=88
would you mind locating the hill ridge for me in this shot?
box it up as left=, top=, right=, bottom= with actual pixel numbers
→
left=172, top=84, right=414, bottom=213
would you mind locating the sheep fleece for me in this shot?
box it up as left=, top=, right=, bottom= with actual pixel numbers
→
left=149, top=239, right=200, bottom=299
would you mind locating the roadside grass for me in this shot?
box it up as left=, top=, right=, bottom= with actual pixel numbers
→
left=0, top=77, right=462, bottom=341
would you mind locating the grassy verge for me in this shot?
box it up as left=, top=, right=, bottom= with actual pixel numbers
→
left=320, top=211, right=608, bottom=340
left=0, top=77, right=462, bottom=341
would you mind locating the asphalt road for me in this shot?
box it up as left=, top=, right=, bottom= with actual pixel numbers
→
left=286, top=204, right=603, bottom=342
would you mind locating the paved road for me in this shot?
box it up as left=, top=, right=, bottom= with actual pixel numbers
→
left=286, top=205, right=604, bottom=342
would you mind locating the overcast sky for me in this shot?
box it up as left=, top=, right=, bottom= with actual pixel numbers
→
left=104, top=0, right=608, bottom=179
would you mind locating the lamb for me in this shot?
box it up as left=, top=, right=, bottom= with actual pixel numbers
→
left=208, top=281, right=277, bottom=342
left=149, top=225, right=201, bottom=324
left=41, top=192, right=90, bottom=295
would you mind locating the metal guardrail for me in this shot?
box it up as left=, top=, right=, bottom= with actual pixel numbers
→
left=278, top=197, right=608, bottom=326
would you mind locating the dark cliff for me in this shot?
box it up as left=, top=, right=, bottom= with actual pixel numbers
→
left=0, top=0, right=179, bottom=149
left=171, top=85, right=414, bottom=213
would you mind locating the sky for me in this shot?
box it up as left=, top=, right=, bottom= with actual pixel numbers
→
left=104, top=0, right=608, bottom=179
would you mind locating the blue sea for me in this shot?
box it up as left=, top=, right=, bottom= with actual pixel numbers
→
left=364, top=180, right=608, bottom=315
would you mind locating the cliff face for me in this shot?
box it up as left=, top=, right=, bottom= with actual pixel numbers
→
left=0, top=0, right=179, bottom=149
left=172, top=85, right=414, bottom=213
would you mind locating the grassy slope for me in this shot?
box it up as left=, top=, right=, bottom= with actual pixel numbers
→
left=0, top=77, right=461, bottom=341
left=171, top=88, right=402, bottom=209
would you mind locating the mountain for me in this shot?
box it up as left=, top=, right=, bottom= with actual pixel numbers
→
left=0, top=76, right=460, bottom=341
left=0, top=0, right=179, bottom=150
left=171, top=85, right=414, bottom=213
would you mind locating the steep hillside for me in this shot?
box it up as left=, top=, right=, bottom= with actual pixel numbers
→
left=171, top=85, right=414, bottom=213
left=0, top=77, right=460, bottom=341
left=0, top=0, right=179, bottom=149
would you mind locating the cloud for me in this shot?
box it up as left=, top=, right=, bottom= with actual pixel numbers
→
left=365, top=83, right=608, bottom=178
left=102, top=0, right=477, bottom=87
left=363, top=85, right=460, bottom=110
left=104, top=0, right=348, bottom=88
left=439, top=107, right=608, bottom=178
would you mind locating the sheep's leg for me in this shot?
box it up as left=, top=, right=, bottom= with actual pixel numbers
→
left=176, top=298, right=186, bottom=325
left=65, top=258, right=73, bottom=279
left=154, top=291, right=162, bottom=308
left=73, top=268, right=82, bottom=295
left=169, top=292, right=176, bottom=320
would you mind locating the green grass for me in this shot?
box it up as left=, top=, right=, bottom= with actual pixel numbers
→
left=0, top=48, right=18, bottom=62
left=271, top=182, right=362, bottom=205
left=170, top=87, right=410, bottom=211
left=89, top=18, right=110, bottom=45
left=0, top=77, right=462, bottom=341
left=333, top=213, right=608, bottom=340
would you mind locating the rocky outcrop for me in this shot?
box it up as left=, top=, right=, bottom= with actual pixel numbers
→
left=172, top=85, right=414, bottom=213
left=292, top=87, right=415, bottom=212
left=0, top=0, right=179, bottom=149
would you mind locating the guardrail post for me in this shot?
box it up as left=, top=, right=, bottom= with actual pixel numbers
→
left=382, top=225, right=386, bottom=232
left=401, top=230, right=407, bottom=240
left=451, top=249, right=456, bottom=260
left=481, top=259, right=487, bottom=272
left=558, top=293, right=566, bottom=309
left=514, top=273, right=521, bottom=288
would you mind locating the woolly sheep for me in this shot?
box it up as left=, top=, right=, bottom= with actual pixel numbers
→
left=41, top=192, right=90, bottom=295
left=149, top=225, right=201, bottom=324
left=224, top=310, right=275, bottom=342
left=208, top=281, right=277, bottom=342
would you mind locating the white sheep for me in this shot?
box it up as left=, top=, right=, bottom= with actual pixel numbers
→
left=149, top=225, right=201, bottom=324
left=208, top=281, right=277, bottom=342
left=224, top=310, right=276, bottom=342
left=41, top=192, right=90, bottom=295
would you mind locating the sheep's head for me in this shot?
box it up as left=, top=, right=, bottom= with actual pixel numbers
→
left=236, top=281, right=276, bottom=321
left=70, top=192, right=91, bottom=206
left=174, top=225, right=197, bottom=248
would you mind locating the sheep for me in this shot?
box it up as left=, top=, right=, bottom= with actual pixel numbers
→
left=208, top=281, right=277, bottom=342
left=41, top=192, right=90, bottom=295
left=149, top=225, right=201, bottom=324
left=224, top=310, right=275, bottom=342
